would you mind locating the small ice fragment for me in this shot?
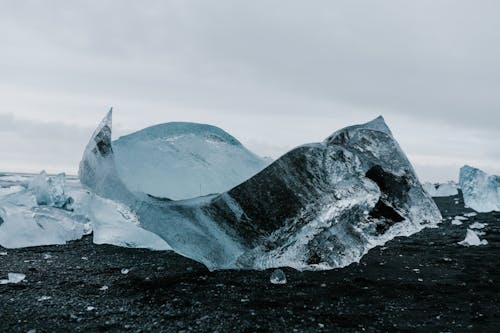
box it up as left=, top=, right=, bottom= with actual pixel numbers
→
left=0, top=252, right=7, bottom=256
left=121, top=268, right=129, bottom=275
left=451, top=219, right=463, bottom=226
left=9, top=273, right=26, bottom=283
left=470, top=222, right=487, bottom=230
left=464, top=212, right=477, bottom=217
left=99, top=285, right=109, bottom=291
left=270, top=269, right=287, bottom=285
left=43, top=254, right=52, bottom=260
left=458, top=229, right=488, bottom=246
left=81, top=257, right=88, bottom=261
left=37, top=296, right=51, bottom=301
left=86, top=306, right=95, bottom=311
left=0, top=273, right=26, bottom=284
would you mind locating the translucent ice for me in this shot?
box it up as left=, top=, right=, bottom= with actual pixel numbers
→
left=460, top=166, right=500, bottom=212
left=0, top=184, right=91, bottom=248
left=270, top=269, right=287, bottom=285
left=80, top=112, right=442, bottom=271
left=0, top=170, right=170, bottom=250
left=113, top=122, right=269, bottom=200
left=423, top=181, right=459, bottom=197
left=28, top=171, right=73, bottom=209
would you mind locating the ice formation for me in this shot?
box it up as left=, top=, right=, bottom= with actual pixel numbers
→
left=459, top=166, right=500, bottom=213
left=0, top=172, right=170, bottom=250
left=0, top=172, right=91, bottom=248
left=79, top=111, right=442, bottom=271
left=458, top=229, right=488, bottom=246
left=423, top=181, right=459, bottom=197
left=28, top=171, right=73, bottom=209
left=270, top=269, right=287, bottom=285
left=113, top=122, right=269, bottom=200
left=0, top=273, right=26, bottom=284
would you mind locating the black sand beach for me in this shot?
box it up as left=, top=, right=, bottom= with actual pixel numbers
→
left=1, top=193, right=499, bottom=332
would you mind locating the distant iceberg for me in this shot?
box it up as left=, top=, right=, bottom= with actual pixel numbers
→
left=79, top=111, right=442, bottom=271
left=423, top=181, right=459, bottom=197
left=459, top=165, right=500, bottom=213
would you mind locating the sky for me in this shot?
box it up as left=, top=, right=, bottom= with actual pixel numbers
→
left=0, top=0, right=499, bottom=182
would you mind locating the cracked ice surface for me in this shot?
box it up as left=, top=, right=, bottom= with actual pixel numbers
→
left=79, top=111, right=441, bottom=271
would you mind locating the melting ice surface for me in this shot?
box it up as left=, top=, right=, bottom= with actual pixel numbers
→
left=0, top=172, right=170, bottom=250
left=423, top=181, right=459, bottom=197
left=79, top=111, right=442, bottom=271
left=113, top=122, right=269, bottom=200
left=459, top=166, right=500, bottom=213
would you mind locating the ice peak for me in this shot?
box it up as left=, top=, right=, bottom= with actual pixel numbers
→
left=360, top=116, right=392, bottom=136
left=79, top=109, right=133, bottom=203
left=89, top=109, right=113, bottom=158
left=460, top=165, right=479, bottom=174
left=324, top=116, right=393, bottom=146
left=95, top=108, right=113, bottom=136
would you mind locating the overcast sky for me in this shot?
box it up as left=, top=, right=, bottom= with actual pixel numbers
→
left=1, top=0, right=499, bottom=182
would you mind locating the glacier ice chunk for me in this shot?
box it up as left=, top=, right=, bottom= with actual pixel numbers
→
left=0, top=169, right=170, bottom=250
left=270, top=269, right=287, bottom=285
left=28, top=171, right=73, bottom=209
left=0, top=184, right=91, bottom=248
left=75, top=192, right=171, bottom=251
left=423, top=181, right=459, bottom=197
left=113, top=122, right=269, bottom=200
left=79, top=112, right=442, bottom=271
left=459, top=166, right=500, bottom=213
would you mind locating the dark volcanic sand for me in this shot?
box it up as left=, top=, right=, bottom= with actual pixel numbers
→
left=1, top=194, right=499, bottom=333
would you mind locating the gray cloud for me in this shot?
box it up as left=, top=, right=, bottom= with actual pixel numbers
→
left=0, top=0, right=499, bottom=181
left=0, top=113, right=94, bottom=173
